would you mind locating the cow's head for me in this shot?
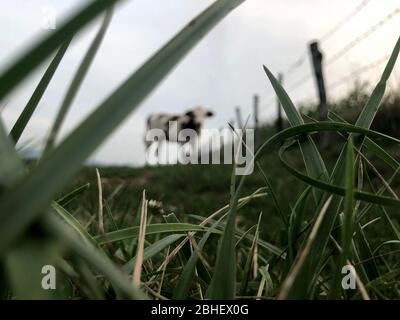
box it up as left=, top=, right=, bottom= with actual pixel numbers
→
left=186, top=106, right=214, bottom=122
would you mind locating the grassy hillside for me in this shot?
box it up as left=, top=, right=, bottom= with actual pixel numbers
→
left=50, top=84, right=400, bottom=299
left=63, top=86, right=400, bottom=241
left=64, top=152, right=301, bottom=241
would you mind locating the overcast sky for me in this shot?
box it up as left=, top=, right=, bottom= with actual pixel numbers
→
left=0, top=0, right=399, bottom=166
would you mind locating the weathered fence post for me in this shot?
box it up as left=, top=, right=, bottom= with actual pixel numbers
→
left=309, top=41, right=329, bottom=147
left=235, top=106, right=243, bottom=129
left=309, top=41, right=328, bottom=121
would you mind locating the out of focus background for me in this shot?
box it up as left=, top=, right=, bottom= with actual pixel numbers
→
left=1, top=0, right=399, bottom=166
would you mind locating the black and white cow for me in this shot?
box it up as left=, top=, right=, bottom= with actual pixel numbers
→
left=144, top=106, right=214, bottom=151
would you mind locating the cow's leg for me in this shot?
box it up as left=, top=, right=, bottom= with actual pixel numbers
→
left=155, top=141, right=163, bottom=163
left=181, top=138, right=198, bottom=163
left=144, top=139, right=152, bottom=151
left=193, top=137, right=201, bottom=163
left=177, top=142, right=187, bottom=163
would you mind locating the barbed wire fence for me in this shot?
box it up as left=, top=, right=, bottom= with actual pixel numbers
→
left=251, top=0, right=399, bottom=131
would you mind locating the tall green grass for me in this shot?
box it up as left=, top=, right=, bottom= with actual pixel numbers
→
left=0, top=0, right=400, bottom=299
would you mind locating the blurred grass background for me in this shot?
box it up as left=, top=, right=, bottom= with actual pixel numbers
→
left=61, top=85, right=400, bottom=251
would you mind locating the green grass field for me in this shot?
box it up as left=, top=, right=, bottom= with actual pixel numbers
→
left=55, top=116, right=400, bottom=300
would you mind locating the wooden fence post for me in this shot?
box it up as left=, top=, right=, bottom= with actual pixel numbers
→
left=235, top=106, right=243, bottom=129
left=309, top=41, right=328, bottom=121
left=309, top=41, right=329, bottom=147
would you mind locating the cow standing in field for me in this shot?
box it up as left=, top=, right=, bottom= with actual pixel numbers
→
left=144, top=106, right=214, bottom=159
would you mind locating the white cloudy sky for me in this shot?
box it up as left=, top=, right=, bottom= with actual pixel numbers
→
left=0, top=0, right=399, bottom=166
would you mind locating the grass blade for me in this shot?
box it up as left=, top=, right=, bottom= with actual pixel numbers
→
left=285, top=37, right=400, bottom=297
left=190, top=214, right=283, bottom=257
left=9, top=38, right=72, bottom=144
left=0, top=118, right=25, bottom=185
left=277, top=196, right=332, bottom=299
left=257, top=162, right=287, bottom=227
left=0, top=0, right=123, bottom=100
left=123, top=234, right=185, bottom=274
left=95, top=223, right=215, bottom=245
left=330, top=138, right=355, bottom=298
left=329, top=110, right=400, bottom=171
left=259, top=265, right=274, bottom=297
left=0, top=0, right=247, bottom=254
left=56, top=183, right=90, bottom=207
left=43, top=9, right=113, bottom=154
left=205, top=133, right=245, bottom=299
left=43, top=213, right=148, bottom=299
left=132, top=191, right=148, bottom=287
left=51, top=201, right=97, bottom=247
left=263, top=66, right=328, bottom=201
left=278, top=145, right=400, bottom=208
left=239, top=212, right=262, bottom=296
left=5, top=238, right=61, bottom=299
left=173, top=215, right=225, bottom=299
left=96, top=168, right=105, bottom=236
left=355, top=36, right=400, bottom=129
